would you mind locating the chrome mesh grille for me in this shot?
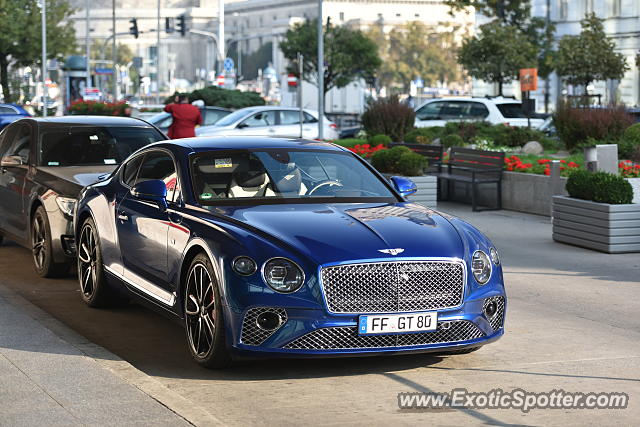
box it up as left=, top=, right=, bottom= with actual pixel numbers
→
left=321, top=260, right=465, bottom=313
left=240, top=307, right=287, bottom=346
left=484, top=296, right=505, bottom=332
left=284, top=320, right=484, bottom=350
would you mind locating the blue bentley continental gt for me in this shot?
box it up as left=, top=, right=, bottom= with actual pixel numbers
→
left=74, top=137, right=506, bottom=368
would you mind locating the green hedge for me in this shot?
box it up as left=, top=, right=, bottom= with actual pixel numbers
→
left=165, top=86, right=265, bottom=109
left=371, top=146, right=427, bottom=176
left=566, top=170, right=633, bottom=204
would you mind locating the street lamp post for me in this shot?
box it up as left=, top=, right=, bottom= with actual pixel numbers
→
left=85, top=0, right=91, bottom=90
left=112, top=0, right=117, bottom=100
left=156, top=0, right=161, bottom=104
left=317, top=0, right=324, bottom=139
left=41, top=0, right=47, bottom=117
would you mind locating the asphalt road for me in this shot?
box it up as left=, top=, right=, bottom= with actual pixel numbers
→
left=1, top=202, right=639, bottom=426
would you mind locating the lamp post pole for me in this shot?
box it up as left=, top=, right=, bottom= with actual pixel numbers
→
left=317, top=0, right=324, bottom=139
left=156, top=0, right=161, bottom=103
left=85, top=0, right=91, bottom=90
left=112, top=0, right=117, bottom=100
left=41, top=0, right=47, bottom=117
left=218, top=0, right=225, bottom=74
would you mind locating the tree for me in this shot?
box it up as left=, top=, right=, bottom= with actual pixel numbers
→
left=369, top=21, right=463, bottom=93
left=555, top=13, right=628, bottom=92
left=457, top=21, right=537, bottom=95
left=0, top=0, right=76, bottom=102
left=279, top=19, right=381, bottom=99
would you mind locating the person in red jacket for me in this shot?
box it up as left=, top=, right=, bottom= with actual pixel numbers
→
left=163, top=94, right=203, bottom=139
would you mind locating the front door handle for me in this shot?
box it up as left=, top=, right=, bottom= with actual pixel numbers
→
left=118, top=212, right=129, bottom=222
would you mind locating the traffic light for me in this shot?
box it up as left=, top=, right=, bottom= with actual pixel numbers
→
left=177, top=15, right=186, bottom=37
left=129, top=18, right=139, bottom=38
left=165, top=17, right=174, bottom=33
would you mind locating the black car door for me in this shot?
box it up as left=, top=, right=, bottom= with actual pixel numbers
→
left=0, top=122, right=32, bottom=240
left=116, top=150, right=180, bottom=303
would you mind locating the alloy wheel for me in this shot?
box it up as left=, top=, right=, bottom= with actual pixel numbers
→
left=78, top=224, right=98, bottom=298
left=185, top=262, right=216, bottom=357
left=32, top=214, right=47, bottom=271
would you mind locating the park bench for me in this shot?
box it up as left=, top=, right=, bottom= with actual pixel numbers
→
left=432, top=147, right=504, bottom=211
left=389, top=143, right=444, bottom=173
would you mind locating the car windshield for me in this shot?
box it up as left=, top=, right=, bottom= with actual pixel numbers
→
left=496, top=103, right=527, bottom=118
left=214, top=109, right=258, bottom=126
left=192, top=149, right=397, bottom=204
left=39, top=126, right=165, bottom=167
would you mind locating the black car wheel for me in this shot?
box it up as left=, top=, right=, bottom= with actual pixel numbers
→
left=78, top=217, right=126, bottom=307
left=32, top=206, right=70, bottom=278
left=184, top=253, right=232, bottom=369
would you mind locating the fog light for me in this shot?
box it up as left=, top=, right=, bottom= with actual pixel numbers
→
left=484, top=301, right=498, bottom=318
left=440, top=322, right=451, bottom=330
left=232, top=256, right=257, bottom=276
left=256, top=311, right=282, bottom=331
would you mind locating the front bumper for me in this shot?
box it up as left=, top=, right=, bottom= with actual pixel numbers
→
left=225, top=294, right=506, bottom=358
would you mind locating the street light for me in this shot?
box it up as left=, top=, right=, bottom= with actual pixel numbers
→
left=40, top=0, right=47, bottom=117
left=317, top=0, right=324, bottom=139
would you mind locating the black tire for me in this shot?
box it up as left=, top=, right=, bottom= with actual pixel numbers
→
left=78, top=217, right=126, bottom=307
left=184, top=253, right=232, bottom=369
left=32, top=206, right=71, bottom=278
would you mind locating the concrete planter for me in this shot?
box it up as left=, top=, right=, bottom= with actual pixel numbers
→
left=406, top=175, right=438, bottom=208
left=627, top=178, right=640, bottom=204
left=552, top=195, right=640, bottom=253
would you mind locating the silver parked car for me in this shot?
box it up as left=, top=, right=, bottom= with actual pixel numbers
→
left=196, top=106, right=340, bottom=140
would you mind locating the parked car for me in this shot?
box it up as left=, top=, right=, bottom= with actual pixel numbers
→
left=0, top=104, right=31, bottom=130
left=196, top=106, right=340, bottom=140
left=415, top=96, right=545, bottom=129
left=0, top=116, right=167, bottom=277
left=74, top=136, right=506, bottom=368
left=148, top=106, right=231, bottom=134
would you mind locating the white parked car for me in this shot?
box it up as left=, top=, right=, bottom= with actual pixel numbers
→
left=414, top=97, right=544, bottom=129
left=196, top=106, right=340, bottom=140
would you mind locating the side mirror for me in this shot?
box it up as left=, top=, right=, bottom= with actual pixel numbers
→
left=236, top=122, right=249, bottom=129
left=1, top=155, right=23, bottom=167
left=131, top=179, right=168, bottom=211
left=390, top=176, right=417, bottom=197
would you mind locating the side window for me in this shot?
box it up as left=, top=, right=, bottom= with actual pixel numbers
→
left=240, top=111, right=276, bottom=128
left=6, top=124, right=31, bottom=163
left=202, top=110, right=227, bottom=126
left=279, top=110, right=302, bottom=125
left=469, top=102, right=490, bottom=119
left=135, top=151, right=180, bottom=203
left=0, top=106, right=17, bottom=114
left=416, top=102, right=445, bottom=120
left=121, top=154, right=144, bottom=187
left=440, top=101, right=468, bottom=120
left=304, top=112, right=318, bottom=124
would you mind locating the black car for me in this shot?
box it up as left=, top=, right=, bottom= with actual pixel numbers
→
left=147, top=106, right=231, bottom=134
left=0, top=116, right=166, bottom=277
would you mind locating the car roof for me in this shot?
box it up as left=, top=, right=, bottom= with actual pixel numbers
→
left=27, top=115, right=155, bottom=127
left=158, top=136, right=345, bottom=152
left=233, top=106, right=319, bottom=114
left=422, top=97, right=521, bottom=104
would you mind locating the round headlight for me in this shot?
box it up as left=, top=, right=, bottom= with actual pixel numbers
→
left=472, top=250, right=492, bottom=285
left=490, top=247, right=500, bottom=265
left=262, top=258, right=305, bottom=293
left=232, top=256, right=257, bottom=276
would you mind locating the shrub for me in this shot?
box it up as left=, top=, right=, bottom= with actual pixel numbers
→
left=397, top=152, right=428, bottom=176
left=404, top=127, right=443, bottom=144
left=369, top=134, right=392, bottom=145
left=443, top=122, right=482, bottom=142
left=497, top=126, right=546, bottom=147
left=165, top=86, right=265, bottom=109
left=618, top=123, right=640, bottom=159
left=552, top=103, right=634, bottom=151
left=566, top=169, right=594, bottom=201
left=623, top=123, right=640, bottom=142
left=566, top=170, right=633, bottom=204
left=441, top=134, right=464, bottom=149
left=334, top=138, right=367, bottom=148
left=361, top=96, right=415, bottom=142
left=371, top=145, right=412, bottom=173
left=68, top=100, right=130, bottom=116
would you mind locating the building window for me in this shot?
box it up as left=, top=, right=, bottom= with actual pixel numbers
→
left=339, top=12, right=344, bottom=21
left=396, top=13, right=401, bottom=17
left=377, top=13, right=383, bottom=19
left=415, top=13, right=420, bottom=18
left=559, top=0, right=569, bottom=20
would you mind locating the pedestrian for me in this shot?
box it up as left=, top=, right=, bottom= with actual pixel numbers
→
left=164, top=94, right=203, bottom=139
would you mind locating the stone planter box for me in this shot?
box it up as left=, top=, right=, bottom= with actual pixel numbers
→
left=628, top=178, right=640, bottom=204
left=552, top=195, right=640, bottom=253
left=406, top=175, right=437, bottom=208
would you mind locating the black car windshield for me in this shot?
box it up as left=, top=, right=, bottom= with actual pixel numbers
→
left=192, top=149, right=397, bottom=204
left=39, top=126, right=165, bottom=167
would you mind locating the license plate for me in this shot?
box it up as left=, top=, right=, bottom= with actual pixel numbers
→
left=358, top=312, right=438, bottom=335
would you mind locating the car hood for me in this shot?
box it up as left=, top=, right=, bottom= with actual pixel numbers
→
left=214, top=202, right=465, bottom=265
left=36, top=166, right=117, bottom=198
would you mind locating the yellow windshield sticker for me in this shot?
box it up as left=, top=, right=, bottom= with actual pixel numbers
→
left=215, top=158, right=233, bottom=168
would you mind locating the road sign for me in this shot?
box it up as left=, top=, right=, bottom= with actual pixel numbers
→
left=224, top=58, right=234, bottom=73
left=519, top=68, right=538, bottom=92
left=287, top=73, right=298, bottom=87
left=216, top=74, right=225, bottom=86
left=414, top=78, right=424, bottom=88
left=95, top=68, right=113, bottom=75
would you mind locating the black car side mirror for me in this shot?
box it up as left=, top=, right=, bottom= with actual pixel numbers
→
left=236, top=123, right=249, bottom=129
left=131, top=179, right=168, bottom=212
left=1, top=155, right=24, bottom=167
